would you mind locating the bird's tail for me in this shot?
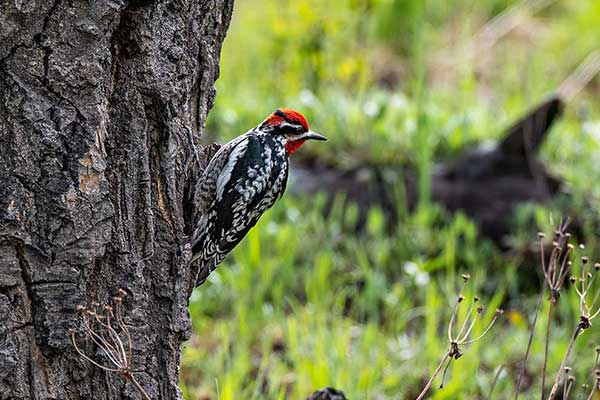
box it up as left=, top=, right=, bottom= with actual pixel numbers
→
left=191, top=235, right=224, bottom=287
left=194, top=254, right=220, bottom=287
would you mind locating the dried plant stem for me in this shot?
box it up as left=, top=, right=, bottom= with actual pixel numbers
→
left=557, top=50, right=600, bottom=101
left=585, top=385, right=596, bottom=400
left=541, top=299, right=556, bottom=399
left=487, top=365, right=505, bottom=400
left=563, top=375, right=573, bottom=400
left=128, top=373, right=152, bottom=400
left=416, top=350, right=452, bottom=400
left=514, top=284, right=547, bottom=400
left=548, top=326, right=584, bottom=400
left=71, top=291, right=152, bottom=400
left=415, top=277, right=501, bottom=399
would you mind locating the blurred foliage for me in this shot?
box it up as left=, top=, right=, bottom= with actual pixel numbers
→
left=184, top=0, right=600, bottom=398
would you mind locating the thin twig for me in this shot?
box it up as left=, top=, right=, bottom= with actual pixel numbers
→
left=557, top=50, right=600, bottom=101
left=439, top=354, right=454, bottom=389
left=416, top=350, right=452, bottom=400
left=70, top=290, right=152, bottom=400
left=542, top=299, right=556, bottom=400
left=416, top=276, right=502, bottom=399
left=564, top=373, right=575, bottom=400
left=129, top=373, right=152, bottom=400
left=462, top=311, right=501, bottom=345
left=585, top=378, right=597, bottom=400
left=487, top=365, right=505, bottom=400
left=69, top=331, right=121, bottom=373
left=514, top=283, right=547, bottom=399
left=548, top=326, right=585, bottom=400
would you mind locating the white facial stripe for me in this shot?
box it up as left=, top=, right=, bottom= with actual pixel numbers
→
left=278, top=122, right=307, bottom=143
left=285, top=133, right=306, bottom=142
left=279, top=122, right=304, bottom=132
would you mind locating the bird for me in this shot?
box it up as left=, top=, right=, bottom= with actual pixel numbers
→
left=191, top=108, right=327, bottom=286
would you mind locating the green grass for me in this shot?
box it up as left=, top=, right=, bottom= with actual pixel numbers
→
left=183, top=0, right=600, bottom=398
left=181, top=198, right=600, bottom=398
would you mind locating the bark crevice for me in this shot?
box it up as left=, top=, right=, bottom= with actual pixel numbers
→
left=15, top=243, right=35, bottom=332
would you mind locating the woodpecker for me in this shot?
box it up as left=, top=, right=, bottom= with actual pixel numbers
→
left=191, top=108, right=327, bottom=286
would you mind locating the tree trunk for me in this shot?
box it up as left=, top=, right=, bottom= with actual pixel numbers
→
left=0, top=1, right=233, bottom=398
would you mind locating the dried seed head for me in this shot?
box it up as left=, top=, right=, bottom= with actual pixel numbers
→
left=538, top=232, right=546, bottom=239
left=118, top=289, right=127, bottom=297
left=570, top=276, right=577, bottom=284
left=579, top=316, right=591, bottom=329
left=582, top=256, right=589, bottom=264
left=92, top=302, right=100, bottom=308
left=553, top=241, right=560, bottom=248
left=579, top=244, right=585, bottom=250
left=68, top=328, right=75, bottom=335
left=567, top=243, right=575, bottom=250
left=595, top=346, right=600, bottom=354
left=474, top=296, right=480, bottom=302
left=595, top=263, right=600, bottom=271
left=564, top=367, right=572, bottom=373
left=565, top=233, right=572, bottom=239
left=461, top=273, right=471, bottom=282
left=454, top=348, right=464, bottom=359
left=476, top=305, right=484, bottom=314
left=568, top=375, right=575, bottom=383
left=113, top=296, right=122, bottom=303
left=104, top=305, right=113, bottom=312
left=457, top=294, right=465, bottom=303
left=76, top=304, right=86, bottom=313
left=587, top=272, right=593, bottom=279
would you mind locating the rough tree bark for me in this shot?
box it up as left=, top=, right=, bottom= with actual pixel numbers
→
left=0, top=1, right=233, bottom=398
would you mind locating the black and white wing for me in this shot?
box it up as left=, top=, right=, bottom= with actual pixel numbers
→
left=191, top=134, right=288, bottom=285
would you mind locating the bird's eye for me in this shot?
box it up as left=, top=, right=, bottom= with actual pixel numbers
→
left=294, top=123, right=307, bottom=133
left=281, top=123, right=303, bottom=135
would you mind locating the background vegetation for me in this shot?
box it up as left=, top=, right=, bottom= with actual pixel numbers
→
left=181, top=0, right=600, bottom=398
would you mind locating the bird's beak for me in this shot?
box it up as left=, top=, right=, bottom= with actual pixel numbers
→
left=304, top=130, right=328, bottom=141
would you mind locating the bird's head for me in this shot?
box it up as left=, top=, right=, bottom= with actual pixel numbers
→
left=259, top=108, right=327, bottom=155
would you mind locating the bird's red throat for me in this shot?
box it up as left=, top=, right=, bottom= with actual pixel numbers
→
left=285, top=140, right=306, bottom=155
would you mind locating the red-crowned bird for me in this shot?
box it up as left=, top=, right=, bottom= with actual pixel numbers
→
left=191, top=108, right=327, bottom=285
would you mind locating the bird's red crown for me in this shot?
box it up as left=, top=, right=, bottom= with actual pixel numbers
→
left=265, top=108, right=310, bottom=131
